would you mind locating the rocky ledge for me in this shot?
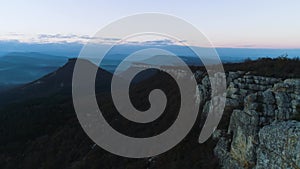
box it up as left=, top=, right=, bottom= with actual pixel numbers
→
left=196, top=70, right=300, bottom=169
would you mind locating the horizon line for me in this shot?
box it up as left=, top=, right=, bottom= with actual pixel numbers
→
left=1, top=39, right=300, bottom=50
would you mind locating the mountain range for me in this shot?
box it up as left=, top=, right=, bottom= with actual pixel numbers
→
left=0, top=52, right=68, bottom=92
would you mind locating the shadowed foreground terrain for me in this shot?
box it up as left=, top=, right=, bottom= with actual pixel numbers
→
left=0, top=57, right=299, bottom=169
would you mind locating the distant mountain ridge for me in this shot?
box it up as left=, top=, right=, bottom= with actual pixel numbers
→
left=0, top=52, right=68, bottom=92
left=1, top=40, right=300, bottom=61
left=0, top=58, right=113, bottom=107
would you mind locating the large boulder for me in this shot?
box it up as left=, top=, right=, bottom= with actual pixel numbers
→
left=256, top=121, right=300, bottom=169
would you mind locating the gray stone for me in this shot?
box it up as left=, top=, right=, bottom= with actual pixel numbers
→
left=262, top=104, right=276, bottom=117
left=255, top=121, right=300, bottom=169
left=275, top=92, right=291, bottom=107
left=212, top=71, right=299, bottom=169
left=226, top=110, right=259, bottom=168
left=226, top=98, right=240, bottom=108
left=262, top=90, right=275, bottom=104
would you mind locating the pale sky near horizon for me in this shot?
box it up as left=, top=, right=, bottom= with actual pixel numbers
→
left=1, top=0, right=300, bottom=48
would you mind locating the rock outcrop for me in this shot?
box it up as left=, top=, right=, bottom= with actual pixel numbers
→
left=196, top=71, right=300, bottom=169
left=256, top=121, right=300, bottom=169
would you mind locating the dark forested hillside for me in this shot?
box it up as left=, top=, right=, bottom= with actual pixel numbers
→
left=0, top=58, right=218, bottom=169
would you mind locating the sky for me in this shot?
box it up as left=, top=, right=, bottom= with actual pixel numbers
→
left=1, top=0, right=300, bottom=48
